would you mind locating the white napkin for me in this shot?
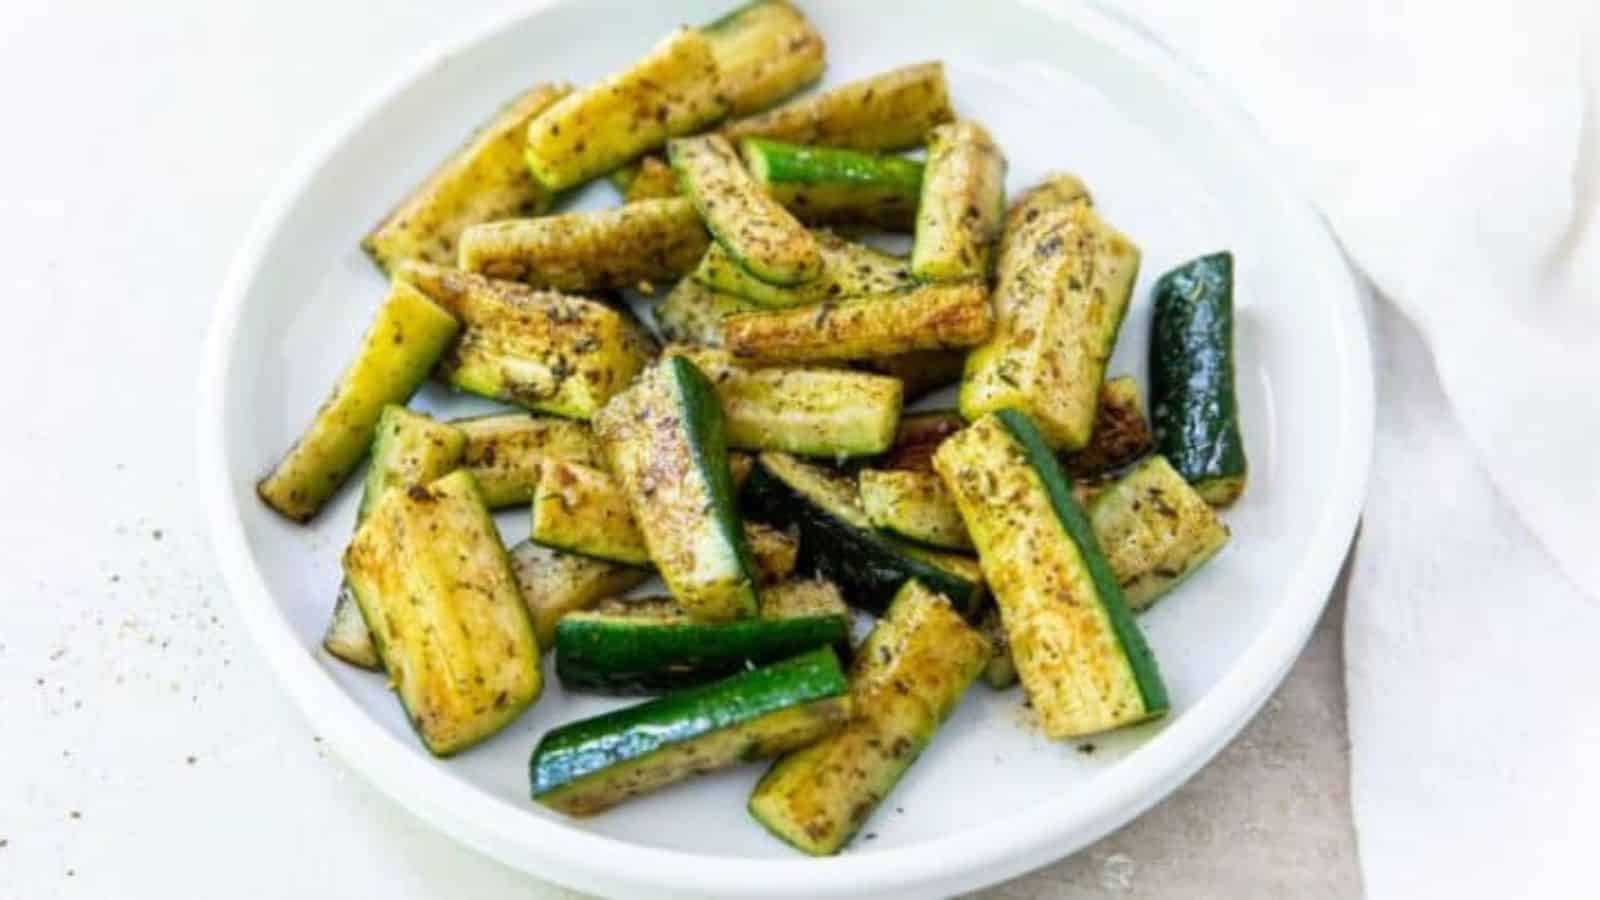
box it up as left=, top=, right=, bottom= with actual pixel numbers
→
left=1111, top=0, right=1600, bottom=894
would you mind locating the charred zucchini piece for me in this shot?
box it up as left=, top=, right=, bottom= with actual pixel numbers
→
left=723, top=62, right=953, bottom=151
left=723, top=280, right=992, bottom=363
left=1089, top=455, right=1230, bottom=610
left=692, top=230, right=913, bottom=309
left=673, top=348, right=902, bottom=457
left=742, top=139, right=923, bottom=229
left=911, top=120, right=1007, bottom=281
left=363, top=83, right=570, bottom=272
left=853, top=350, right=967, bottom=402
left=324, top=406, right=467, bottom=670
left=859, top=468, right=971, bottom=550
left=344, top=471, right=540, bottom=756
left=594, top=357, right=761, bottom=621
left=523, top=28, right=726, bottom=191
left=669, top=134, right=821, bottom=286
left=398, top=262, right=655, bottom=419
left=454, top=412, right=600, bottom=508
left=508, top=540, right=650, bottom=650
left=609, top=154, right=681, bottom=202
left=961, top=195, right=1139, bottom=450
left=703, top=0, right=826, bottom=117
left=880, top=409, right=966, bottom=473
left=742, top=452, right=983, bottom=614
left=1149, top=252, right=1247, bottom=505
left=653, top=277, right=761, bottom=346
left=556, top=579, right=850, bottom=694
left=934, top=411, right=1168, bottom=739
left=258, top=280, right=460, bottom=523
left=748, top=580, right=989, bottom=855
left=1061, top=375, right=1153, bottom=479
left=530, top=647, right=851, bottom=816
left=457, top=197, right=709, bottom=293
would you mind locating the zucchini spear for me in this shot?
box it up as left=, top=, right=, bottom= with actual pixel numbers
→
left=669, top=134, right=821, bottom=286
left=911, top=120, right=1007, bottom=281
left=723, top=280, right=993, bottom=363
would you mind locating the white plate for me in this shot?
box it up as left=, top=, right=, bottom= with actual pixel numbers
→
left=199, top=1, right=1372, bottom=896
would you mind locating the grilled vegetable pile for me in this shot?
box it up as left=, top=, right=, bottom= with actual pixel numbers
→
left=257, top=0, right=1248, bottom=856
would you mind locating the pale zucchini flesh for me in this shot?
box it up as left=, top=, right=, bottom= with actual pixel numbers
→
left=742, top=139, right=924, bottom=229
left=257, top=280, right=460, bottom=523
left=343, top=470, right=541, bottom=756
left=653, top=277, right=762, bottom=346
left=455, top=412, right=600, bottom=508
left=398, top=262, right=656, bottom=419
left=692, top=231, right=915, bottom=309
left=507, top=540, right=650, bottom=650
left=523, top=27, right=727, bottom=191
left=1088, top=455, right=1230, bottom=610
left=363, top=82, right=570, bottom=272
left=911, top=120, right=1007, bottom=281
left=723, top=279, right=993, bottom=363
left=457, top=197, right=709, bottom=293
left=702, top=0, right=827, bottom=117
left=723, top=62, right=954, bottom=151
left=961, top=192, right=1140, bottom=450
left=858, top=468, right=972, bottom=550
left=669, top=134, right=821, bottom=286
left=748, top=580, right=989, bottom=855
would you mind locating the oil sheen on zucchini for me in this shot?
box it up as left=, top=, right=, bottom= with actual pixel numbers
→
left=593, top=356, right=761, bottom=621
left=457, top=197, right=710, bottom=293
left=723, top=62, right=953, bottom=151
left=702, top=0, right=826, bottom=117
left=669, top=134, right=821, bottom=286
left=523, top=27, right=726, bottom=191
left=672, top=348, right=902, bottom=457
left=398, top=262, right=656, bottom=419
left=911, top=120, right=1007, bottom=281
left=960, top=184, right=1139, bottom=450
left=454, top=412, right=600, bottom=508
left=362, top=82, right=570, bottom=272
left=324, top=406, right=466, bottom=670
left=530, top=647, right=851, bottom=816
left=742, top=452, right=983, bottom=615
left=257, top=279, right=460, bottom=523
left=555, top=579, right=851, bottom=694
left=748, top=580, right=989, bottom=854
left=691, top=231, right=914, bottom=309
left=742, top=139, right=924, bottom=229
left=933, top=411, right=1168, bottom=739
left=723, top=280, right=992, bottom=363
left=508, top=540, right=650, bottom=650
left=343, top=470, right=541, bottom=756
left=1149, top=251, right=1247, bottom=505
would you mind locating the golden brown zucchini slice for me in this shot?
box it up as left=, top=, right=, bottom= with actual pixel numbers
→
left=723, top=62, right=953, bottom=151
left=723, top=280, right=993, bottom=363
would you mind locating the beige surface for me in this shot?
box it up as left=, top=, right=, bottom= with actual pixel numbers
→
left=975, top=562, right=1361, bottom=899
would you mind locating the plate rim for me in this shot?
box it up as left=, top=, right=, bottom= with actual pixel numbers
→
left=197, top=2, right=1374, bottom=896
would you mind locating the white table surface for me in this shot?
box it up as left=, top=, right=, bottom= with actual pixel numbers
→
left=0, top=1, right=1361, bottom=896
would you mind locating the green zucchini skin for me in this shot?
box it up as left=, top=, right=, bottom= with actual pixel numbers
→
left=741, top=452, right=983, bottom=615
left=554, top=580, right=851, bottom=694
left=995, top=410, right=1169, bottom=718
left=530, top=647, right=851, bottom=816
left=1149, top=252, right=1247, bottom=505
left=742, top=139, right=924, bottom=229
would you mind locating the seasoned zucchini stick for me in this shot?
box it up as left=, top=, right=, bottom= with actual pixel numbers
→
left=398, top=262, right=655, bottom=419
left=724, top=280, right=993, bottom=363
left=1090, top=455, right=1230, bottom=610
left=531, top=459, right=796, bottom=580
left=749, top=580, right=989, bottom=855
left=324, top=407, right=466, bottom=670
left=934, top=411, right=1168, bottom=739
left=454, top=412, right=600, bottom=508
left=669, top=134, right=821, bottom=286
left=457, top=197, right=709, bottom=293
left=556, top=579, right=851, bottom=694
left=257, top=280, right=460, bottom=523
left=703, top=0, right=827, bottom=117
left=859, top=468, right=972, bottom=550
left=692, top=231, right=914, bottom=308
left=911, top=121, right=1007, bottom=281
left=343, top=470, right=541, bottom=756
left=723, top=62, right=954, bottom=151
left=508, top=540, right=650, bottom=650
left=363, top=82, right=570, bottom=272
left=961, top=188, right=1140, bottom=450
left=530, top=647, right=851, bottom=816
left=609, top=155, right=680, bottom=202
left=654, top=277, right=762, bottom=346
left=1149, top=252, right=1247, bottom=505
left=523, top=28, right=726, bottom=191
left=743, top=139, right=924, bottom=229
left=672, top=348, right=902, bottom=457
left=1061, top=375, right=1153, bottom=479
left=594, top=357, right=761, bottom=621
